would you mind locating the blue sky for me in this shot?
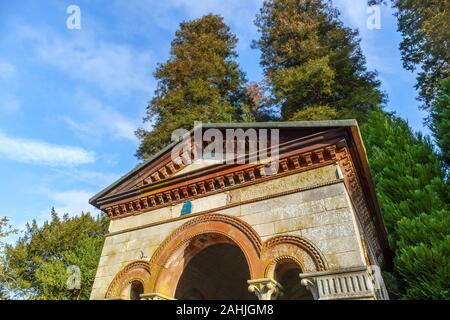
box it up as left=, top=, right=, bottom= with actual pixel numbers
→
left=0, top=0, right=429, bottom=234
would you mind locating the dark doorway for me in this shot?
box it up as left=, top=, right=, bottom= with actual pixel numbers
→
left=275, top=261, right=313, bottom=300
left=175, top=243, right=256, bottom=300
left=129, top=280, right=144, bottom=300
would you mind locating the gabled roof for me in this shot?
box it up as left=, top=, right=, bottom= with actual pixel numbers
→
left=89, top=120, right=360, bottom=206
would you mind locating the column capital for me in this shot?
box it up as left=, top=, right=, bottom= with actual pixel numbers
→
left=247, top=278, right=283, bottom=300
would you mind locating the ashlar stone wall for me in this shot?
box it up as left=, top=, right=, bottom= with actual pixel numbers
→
left=90, top=164, right=369, bottom=299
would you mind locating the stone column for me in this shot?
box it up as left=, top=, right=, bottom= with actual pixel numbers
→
left=247, top=278, right=283, bottom=300
left=140, top=293, right=174, bottom=300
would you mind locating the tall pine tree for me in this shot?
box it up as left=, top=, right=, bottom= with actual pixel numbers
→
left=253, top=0, right=385, bottom=122
left=136, top=14, right=252, bottom=159
left=362, top=110, right=449, bottom=299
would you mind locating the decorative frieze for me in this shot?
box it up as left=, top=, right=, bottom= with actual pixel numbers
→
left=246, top=168, right=256, bottom=181
left=302, top=152, right=313, bottom=166
left=236, top=171, right=245, bottom=184
left=159, top=167, right=169, bottom=179
left=279, top=159, right=289, bottom=172
left=336, top=147, right=385, bottom=267
left=164, top=191, right=172, bottom=202
left=226, top=174, right=236, bottom=186
left=198, top=181, right=207, bottom=194
left=151, top=172, right=161, bottom=182
left=149, top=196, right=156, bottom=207
left=216, top=176, right=226, bottom=189
left=189, top=184, right=198, bottom=196
left=290, top=155, right=300, bottom=169
left=314, top=150, right=325, bottom=163
left=103, top=146, right=346, bottom=219
left=206, top=179, right=216, bottom=191
left=172, top=189, right=181, bottom=201
left=180, top=187, right=189, bottom=198
left=166, top=162, right=176, bottom=174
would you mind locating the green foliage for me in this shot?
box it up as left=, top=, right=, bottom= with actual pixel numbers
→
left=254, top=0, right=385, bottom=122
left=3, top=209, right=107, bottom=300
left=369, top=0, right=449, bottom=175
left=290, top=105, right=337, bottom=121
left=430, top=78, right=450, bottom=169
left=136, top=14, right=252, bottom=159
left=370, top=0, right=450, bottom=108
left=240, top=82, right=275, bottom=122
left=0, top=217, right=17, bottom=299
left=362, top=110, right=450, bottom=299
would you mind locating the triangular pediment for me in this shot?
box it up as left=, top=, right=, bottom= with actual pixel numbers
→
left=89, top=120, right=359, bottom=207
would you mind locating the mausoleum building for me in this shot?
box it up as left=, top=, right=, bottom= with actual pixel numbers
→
left=89, top=121, right=391, bottom=300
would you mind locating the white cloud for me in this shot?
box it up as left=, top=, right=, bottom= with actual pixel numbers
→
left=52, top=167, right=121, bottom=189
left=82, top=97, right=138, bottom=141
left=0, top=58, right=20, bottom=114
left=0, top=95, right=21, bottom=114
left=0, top=131, right=95, bottom=167
left=4, top=188, right=98, bottom=242
left=14, top=26, right=153, bottom=95
left=60, top=96, right=140, bottom=142
left=47, top=189, right=98, bottom=216
left=30, top=189, right=99, bottom=224
left=0, top=58, right=16, bottom=79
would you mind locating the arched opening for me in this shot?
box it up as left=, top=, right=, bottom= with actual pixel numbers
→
left=274, top=260, right=313, bottom=300
left=149, top=214, right=264, bottom=297
left=175, top=243, right=256, bottom=300
left=129, top=280, right=144, bottom=300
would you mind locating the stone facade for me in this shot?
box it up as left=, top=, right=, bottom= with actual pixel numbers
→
left=89, top=122, right=391, bottom=300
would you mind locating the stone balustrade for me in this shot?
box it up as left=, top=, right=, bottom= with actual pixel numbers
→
left=299, top=266, right=389, bottom=300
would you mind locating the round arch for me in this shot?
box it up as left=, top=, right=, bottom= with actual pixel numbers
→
left=262, top=235, right=328, bottom=279
left=105, top=260, right=152, bottom=299
left=148, top=214, right=265, bottom=297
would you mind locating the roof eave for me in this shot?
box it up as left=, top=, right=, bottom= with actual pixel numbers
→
left=89, top=120, right=359, bottom=206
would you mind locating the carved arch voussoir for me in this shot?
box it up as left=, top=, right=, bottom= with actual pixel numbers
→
left=148, top=214, right=265, bottom=296
left=264, top=255, right=304, bottom=279
left=105, top=260, right=152, bottom=299
left=263, top=236, right=328, bottom=277
left=149, top=214, right=263, bottom=266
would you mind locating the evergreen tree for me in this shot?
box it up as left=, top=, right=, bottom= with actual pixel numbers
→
left=370, top=0, right=450, bottom=108
left=136, top=14, right=251, bottom=159
left=3, top=209, right=107, bottom=300
left=430, top=78, right=450, bottom=169
left=253, top=0, right=385, bottom=122
left=370, top=1, right=449, bottom=167
left=0, top=216, right=17, bottom=299
left=241, top=81, right=275, bottom=122
left=362, top=110, right=449, bottom=299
